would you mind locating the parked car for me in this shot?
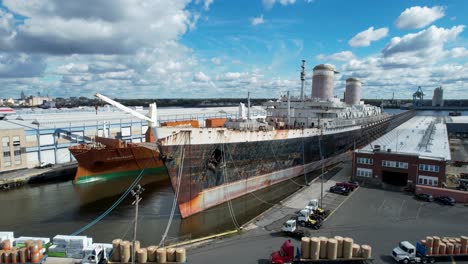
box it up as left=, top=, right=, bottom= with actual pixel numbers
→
left=435, top=196, right=456, bottom=205
left=414, top=193, right=434, bottom=202
left=336, top=181, right=358, bottom=191
left=329, top=185, right=349, bottom=195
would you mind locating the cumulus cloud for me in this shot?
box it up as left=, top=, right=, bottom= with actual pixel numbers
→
left=0, top=0, right=196, bottom=55
left=262, top=0, right=299, bottom=9
left=0, top=53, right=46, bottom=78
left=211, top=57, right=221, bottom=65
left=193, top=71, right=210, bottom=82
left=395, top=6, right=445, bottom=29
left=450, top=47, right=468, bottom=58
left=349, top=27, right=389, bottom=47
left=382, top=25, right=464, bottom=57
left=217, top=72, right=242, bottom=81
left=251, top=15, right=265, bottom=26
left=316, top=51, right=355, bottom=61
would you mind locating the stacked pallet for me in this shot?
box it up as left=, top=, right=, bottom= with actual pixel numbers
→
left=301, top=236, right=372, bottom=260
left=421, top=236, right=468, bottom=256
left=51, top=235, right=93, bottom=259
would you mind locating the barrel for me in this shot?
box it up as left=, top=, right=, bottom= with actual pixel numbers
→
left=449, top=239, right=457, bottom=245
left=147, top=246, right=158, bottom=262
left=156, top=248, right=166, bottom=263
left=352, top=244, right=361, bottom=258
left=301, top=237, right=310, bottom=259
left=433, top=236, right=441, bottom=247
left=166, top=248, right=176, bottom=262
left=427, top=247, right=433, bottom=256
left=454, top=244, right=461, bottom=255
left=309, top=237, right=320, bottom=260
left=432, top=245, right=439, bottom=255
left=2, top=250, right=9, bottom=264
left=29, top=243, right=39, bottom=255
left=461, top=236, right=468, bottom=249
left=176, top=248, right=186, bottom=263
left=112, top=239, right=122, bottom=262
left=0, top=250, right=6, bottom=263
left=30, top=252, right=40, bottom=264
left=18, top=248, right=26, bottom=264
left=34, top=240, right=43, bottom=251
left=439, top=243, right=446, bottom=255
left=342, top=237, right=354, bottom=259
left=361, top=245, right=372, bottom=259
left=319, top=236, right=328, bottom=259
left=446, top=243, right=454, bottom=255
left=442, top=239, right=449, bottom=245
left=334, top=236, right=344, bottom=258
left=10, top=250, right=18, bottom=264
left=2, top=240, right=11, bottom=251
left=462, top=245, right=468, bottom=255
left=130, top=240, right=140, bottom=255
left=120, top=241, right=131, bottom=263
left=426, top=237, right=434, bottom=248
left=24, top=240, right=33, bottom=250
left=420, top=240, right=426, bottom=246
left=327, top=239, right=338, bottom=260
left=137, top=248, right=148, bottom=263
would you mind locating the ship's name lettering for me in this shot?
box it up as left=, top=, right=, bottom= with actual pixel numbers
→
left=106, top=155, right=133, bottom=161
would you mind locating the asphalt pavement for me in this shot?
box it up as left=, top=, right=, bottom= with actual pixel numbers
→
left=188, top=183, right=468, bottom=264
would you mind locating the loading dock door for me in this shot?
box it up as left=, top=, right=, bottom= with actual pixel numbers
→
left=382, top=170, right=408, bottom=186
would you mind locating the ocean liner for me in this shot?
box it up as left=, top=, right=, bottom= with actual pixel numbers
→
left=155, top=62, right=415, bottom=218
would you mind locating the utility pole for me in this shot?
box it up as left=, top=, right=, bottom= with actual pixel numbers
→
left=131, top=185, right=144, bottom=264
left=319, top=135, right=324, bottom=208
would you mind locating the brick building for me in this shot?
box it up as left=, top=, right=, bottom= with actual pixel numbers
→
left=353, top=116, right=451, bottom=188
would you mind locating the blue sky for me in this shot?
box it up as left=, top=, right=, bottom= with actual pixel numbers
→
left=0, top=0, right=467, bottom=99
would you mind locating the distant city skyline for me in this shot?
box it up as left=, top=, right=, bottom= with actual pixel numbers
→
left=0, top=0, right=467, bottom=99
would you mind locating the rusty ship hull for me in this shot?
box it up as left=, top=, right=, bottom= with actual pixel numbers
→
left=160, top=110, right=415, bottom=218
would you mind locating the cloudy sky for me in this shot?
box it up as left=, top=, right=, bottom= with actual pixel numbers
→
left=0, top=0, right=467, bottom=99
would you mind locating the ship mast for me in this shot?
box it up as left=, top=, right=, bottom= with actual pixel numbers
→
left=300, top=60, right=306, bottom=102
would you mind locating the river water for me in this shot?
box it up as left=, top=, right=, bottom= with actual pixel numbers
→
left=1, top=108, right=465, bottom=246
left=1, top=169, right=311, bottom=246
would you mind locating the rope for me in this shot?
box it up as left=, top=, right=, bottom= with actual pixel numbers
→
left=222, top=141, right=241, bottom=229
left=159, top=132, right=187, bottom=247
left=70, top=167, right=146, bottom=236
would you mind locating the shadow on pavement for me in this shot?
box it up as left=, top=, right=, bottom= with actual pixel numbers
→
left=258, top=259, right=271, bottom=264
left=379, top=254, right=395, bottom=263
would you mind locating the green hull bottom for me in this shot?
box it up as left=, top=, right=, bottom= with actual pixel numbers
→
left=74, top=167, right=167, bottom=184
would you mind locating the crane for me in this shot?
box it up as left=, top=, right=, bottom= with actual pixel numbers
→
left=94, top=93, right=158, bottom=141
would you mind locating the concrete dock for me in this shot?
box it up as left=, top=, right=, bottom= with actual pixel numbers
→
left=0, top=161, right=76, bottom=189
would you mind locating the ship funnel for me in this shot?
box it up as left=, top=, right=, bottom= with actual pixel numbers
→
left=311, top=64, right=338, bottom=101
left=238, top=102, right=247, bottom=119
left=345, top=77, right=362, bottom=105
left=149, top=103, right=158, bottom=127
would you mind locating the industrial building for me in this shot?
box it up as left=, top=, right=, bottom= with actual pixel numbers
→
left=353, top=115, right=451, bottom=188
left=0, top=106, right=250, bottom=173
left=446, top=116, right=468, bottom=137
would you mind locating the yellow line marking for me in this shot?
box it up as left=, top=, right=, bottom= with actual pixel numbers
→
left=323, top=187, right=360, bottom=223
left=163, top=229, right=239, bottom=248
left=452, top=256, right=456, bottom=264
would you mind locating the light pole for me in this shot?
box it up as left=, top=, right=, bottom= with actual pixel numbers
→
left=131, top=185, right=144, bottom=264
left=32, top=119, right=41, bottom=165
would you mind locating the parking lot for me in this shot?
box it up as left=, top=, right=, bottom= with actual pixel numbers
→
left=189, top=185, right=468, bottom=264
left=319, top=186, right=468, bottom=263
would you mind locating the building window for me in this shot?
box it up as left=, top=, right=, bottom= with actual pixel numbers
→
left=356, top=167, right=372, bottom=178
left=382, top=160, right=408, bottom=169
left=13, top=136, right=21, bottom=165
left=357, top=157, right=373, bottom=165
left=419, top=164, right=439, bottom=172
left=418, top=175, right=438, bottom=186
left=2, top=137, right=11, bottom=167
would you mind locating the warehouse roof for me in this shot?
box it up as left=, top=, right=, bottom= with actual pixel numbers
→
left=0, top=106, right=264, bottom=131
left=357, top=115, right=451, bottom=161
left=446, top=116, right=468, bottom=124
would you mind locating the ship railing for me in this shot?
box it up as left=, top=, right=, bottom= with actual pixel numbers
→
left=157, top=110, right=267, bottom=123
